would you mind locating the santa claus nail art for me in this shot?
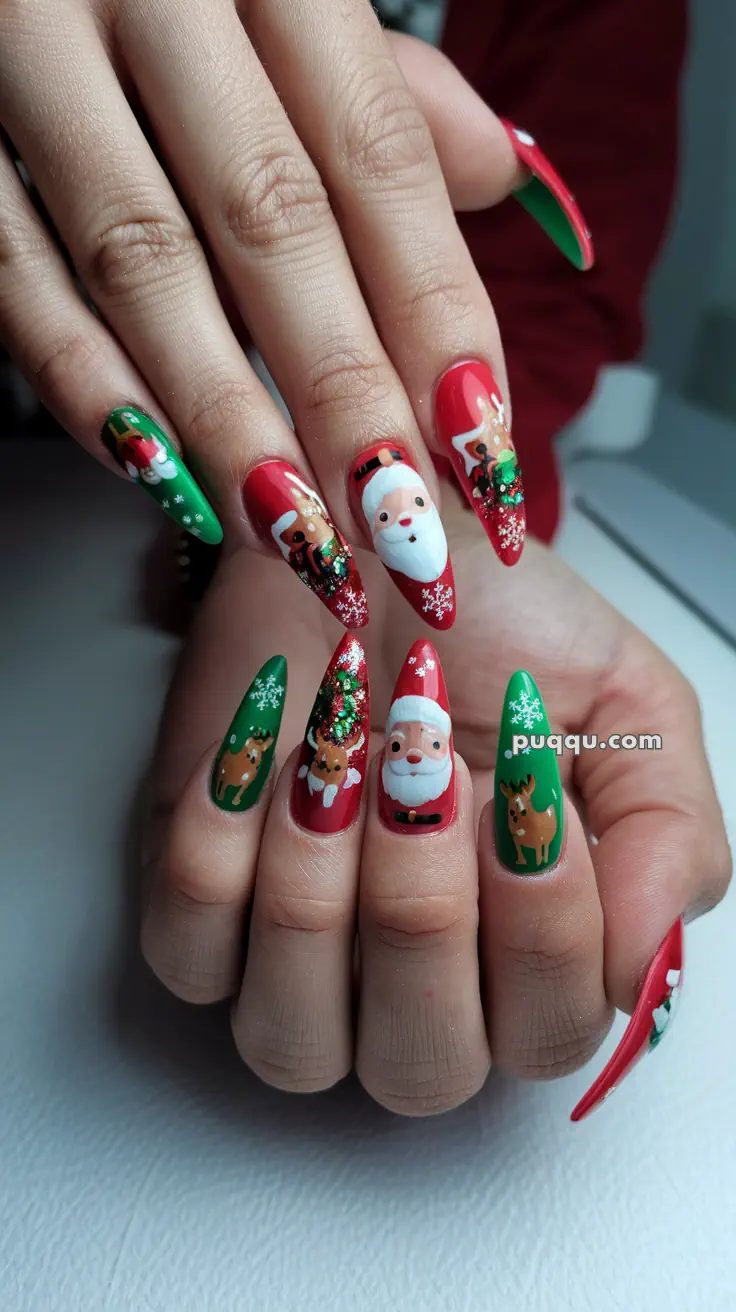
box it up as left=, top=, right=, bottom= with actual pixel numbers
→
left=571, top=918, right=684, bottom=1122
left=292, top=634, right=370, bottom=834
left=349, top=444, right=455, bottom=629
left=379, top=640, right=455, bottom=835
left=211, top=655, right=286, bottom=812
left=102, top=406, right=223, bottom=544
left=502, top=120, right=595, bottom=272
left=433, top=359, right=526, bottom=566
left=243, top=461, right=368, bottom=629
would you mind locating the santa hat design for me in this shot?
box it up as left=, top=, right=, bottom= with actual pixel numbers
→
left=384, top=639, right=452, bottom=739
left=271, top=509, right=299, bottom=559
left=360, top=459, right=429, bottom=527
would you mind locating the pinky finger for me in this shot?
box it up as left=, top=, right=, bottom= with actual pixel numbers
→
left=0, top=144, right=221, bottom=542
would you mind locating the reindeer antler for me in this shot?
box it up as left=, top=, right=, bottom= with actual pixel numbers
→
left=307, top=725, right=318, bottom=751
left=345, top=731, right=365, bottom=757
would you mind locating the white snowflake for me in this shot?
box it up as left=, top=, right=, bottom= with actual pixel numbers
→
left=182, top=515, right=192, bottom=524
left=421, top=581, right=454, bottom=622
left=415, top=656, right=437, bottom=676
left=248, top=674, right=285, bottom=712
left=408, top=657, right=417, bottom=665
left=509, top=689, right=544, bottom=732
left=339, top=639, right=364, bottom=676
left=497, top=511, right=525, bottom=554
left=174, top=494, right=185, bottom=504
left=195, top=514, right=203, bottom=523
left=161, top=499, right=170, bottom=509
left=335, top=588, right=368, bottom=629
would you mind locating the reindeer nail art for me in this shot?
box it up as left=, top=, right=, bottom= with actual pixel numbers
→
left=433, top=360, right=526, bottom=566
left=243, top=460, right=369, bottom=629
left=494, top=670, right=563, bottom=874
left=571, top=918, right=684, bottom=1122
left=211, top=655, right=287, bottom=812
left=102, top=406, right=223, bottom=544
left=349, top=444, right=456, bottom=630
left=501, top=120, right=595, bottom=272
left=292, top=634, right=369, bottom=834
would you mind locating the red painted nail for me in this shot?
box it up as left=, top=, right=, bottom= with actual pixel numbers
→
left=243, top=460, right=369, bottom=629
left=501, top=120, right=595, bottom=272
left=433, top=359, right=526, bottom=565
left=291, top=634, right=370, bottom=834
left=349, top=443, right=455, bottom=630
left=378, top=639, right=455, bottom=835
left=570, top=918, right=684, bottom=1123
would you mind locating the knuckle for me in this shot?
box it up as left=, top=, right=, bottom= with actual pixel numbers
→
left=340, top=70, right=434, bottom=181
left=504, top=1006, right=609, bottom=1081
left=161, top=848, right=247, bottom=911
left=33, top=331, right=109, bottom=400
left=142, top=947, right=234, bottom=1007
left=222, top=146, right=330, bottom=255
left=184, top=377, right=258, bottom=455
left=396, top=264, right=477, bottom=334
left=365, top=892, right=473, bottom=955
left=234, top=1011, right=346, bottom=1093
left=507, top=939, right=588, bottom=988
left=302, top=347, right=392, bottom=422
left=258, top=890, right=352, bottom=938
left=85, top=213, right=201, bottom=302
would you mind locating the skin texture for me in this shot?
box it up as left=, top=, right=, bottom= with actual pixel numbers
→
left=141, top=490, right=732, bottom=1113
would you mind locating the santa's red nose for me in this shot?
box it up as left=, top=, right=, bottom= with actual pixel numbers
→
left=406, top=750, right=423, bottom=765
left=399, top=516, right=412, bottom=527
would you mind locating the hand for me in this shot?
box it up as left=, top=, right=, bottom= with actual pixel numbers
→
left=140, top=492, right=731, bottom=1116
left=0, top=7, right=589, bottom=625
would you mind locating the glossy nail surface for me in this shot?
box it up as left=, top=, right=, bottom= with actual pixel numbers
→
left=378, top=639, right=455, bottom=835
left=102, top=407, right=223, bottom=544
left=502, top=120, right=595, bottom=272
left=434, top=359, right=525, bottom=565
left=292, top=634, right=369, bottom=834
left=349, top=443, right=455, bottom=629
left=243, top=460, right=368, bottom=629
left=494, top=670, right=563, bottom=873
left=211, top=656, right=287, bottom=812
left=571, top=918, right=684, bottom=1122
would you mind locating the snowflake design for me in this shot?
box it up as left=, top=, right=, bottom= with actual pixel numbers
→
left=161, top=499, right=170, bottom=509
left=248, top=674, right=285, bottom=712
left=174, top=494, right=185, bottom=504
left=195, top=514, right=203, bottom=523
left=408, top=657, right=417, bottom=665
left=414, top=656, right=437, bottom=677
left=335, top=588, right=368, bottom=629
left=182, top=515, right=192, bottom=524
left=421, top=581, right=454, bottom=622
left=339, top=639, right=365, bottom=676
left=509, top=689, right=544, bottom=732
left=496, top=510, right=525, bottom=554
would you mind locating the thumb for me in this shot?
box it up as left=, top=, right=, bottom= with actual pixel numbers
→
left=387, top=32, right=594, bottom=270
left=386, top=31, right=524, bottom=211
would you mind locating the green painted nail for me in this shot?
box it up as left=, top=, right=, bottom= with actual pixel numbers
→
left=101, top=406, right=223, bottom=544
left=494, top=670, right=563, bottom=874
left=211, top=656, right=287, bottom=812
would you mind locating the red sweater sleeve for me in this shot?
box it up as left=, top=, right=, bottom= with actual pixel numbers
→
left=440, top=0, right=688, bottom=541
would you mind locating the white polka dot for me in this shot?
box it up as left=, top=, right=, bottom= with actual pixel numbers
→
left=514, top=129, right=536, bottom=147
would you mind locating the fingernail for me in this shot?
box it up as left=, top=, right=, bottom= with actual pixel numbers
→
left=291, top=634, right=370, bottom=834
left=501, top=120, right=595, bottom=272
left=211, top=655, right=287, bottom=811
left=349, top=443, right=455, bottom=629
left=494, top=670, right=563, bottom=873
left=243, top=460, right=369, bottom=629
left=102, top=406, right=223, bottom=544
left=378, top=638, right=455, bottom=835
left=571, top=918, right=684, bottom=1122
left=433, top=359, right=525, bottom=565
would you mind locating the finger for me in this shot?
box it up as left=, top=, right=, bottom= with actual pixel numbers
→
left=106, top=0, right=452, bottom=630
left=140, top=656, right=287, bottom=1003
left=357, top=641, right=489, bottom=1115
left=232, top=636, right=370, bottom=1091
left=0, top=137, right=221, bottom=543
left=1, top=2, right=371, bottom=622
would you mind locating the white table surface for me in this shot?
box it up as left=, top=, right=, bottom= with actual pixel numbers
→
left=1, top=441, right=735, bottom=1312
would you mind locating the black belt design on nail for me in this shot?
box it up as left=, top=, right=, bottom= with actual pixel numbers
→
left=353, top=449, right=404, bottom=483
left=394, top=811, right=441, bottom=825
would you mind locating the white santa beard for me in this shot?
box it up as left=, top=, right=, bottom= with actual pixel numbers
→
left=382, top=752, right=453, bottom=807
left=450, top=416, right=487, bottom=478
left=373, top=503, right=448, bottom=583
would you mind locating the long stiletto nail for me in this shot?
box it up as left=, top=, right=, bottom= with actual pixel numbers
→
left=494, top=670, right=563, bottom=873
left=378, top=638, right=455, bottom=835
left=292, top=634, right=369, bottom=834
left=102, top=406, right=223, bottom=544
left=349, top=443, right=455, bottom=629
left=501, top=120, right=595, bottom=272
left=571, top=918, right=684, bottom=1122
left=211, top=655, right=287, bottom=811
left=433, top=359, right=526, bottom=565
left=243, top=460, right=368, bottom=629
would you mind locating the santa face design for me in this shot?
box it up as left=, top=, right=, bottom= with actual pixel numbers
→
left=381, top=718, right=453, bottom=809
left=137, top=437, right=178, bottom=485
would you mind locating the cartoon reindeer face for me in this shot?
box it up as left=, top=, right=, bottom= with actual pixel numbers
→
left=463, top=394, right=513, bottom=467
left=216, top=733, right=274, bottom=806
left=499, top=774, right=557, bottom=868
left=281, top=489, right=334, bottom=553
left=299, top=724, right=365, bottom=808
